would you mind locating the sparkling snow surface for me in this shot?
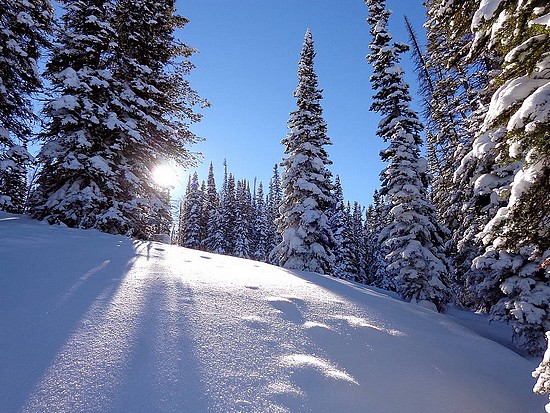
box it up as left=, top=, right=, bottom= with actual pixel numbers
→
left=0, top=212, right=545, bottom=412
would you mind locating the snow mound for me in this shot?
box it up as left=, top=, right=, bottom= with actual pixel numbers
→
left=0, top=212, right=546, bottom=412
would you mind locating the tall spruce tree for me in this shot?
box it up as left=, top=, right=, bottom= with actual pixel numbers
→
left=178, top=172, right=203, bottom=249
left=223, top=172, right=237, bottom=255
left=271, top=29, right=335, bottom=275
left=329, top=176, right=350, bottom=278
left=107, top=0, right=205, bottom=239
left=31, top=0, right=204, bottom=239
left=267, top=163, right=283, bottom=263
left=364, top=189, right=391, bottom=288
left=252, top=181, right=270, bottom=262
left=366, top=0, right=451, bottom=311
left=466, top=0, right=550, bottom=355
left=350, top=201, right=367, bottom=283
left=341, top=202, right=358, bottom=280
left=201, top=162, right=218, bottom=250
left=31, top=0, right=125, bottom=230
left=422, top=0, right=506, bottom=305
left=0, top=0, right=53, bottom=213
left=233, top=179, right=252, bottom=259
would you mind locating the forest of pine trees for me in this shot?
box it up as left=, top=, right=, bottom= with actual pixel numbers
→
left=1, top=0, right=548, bottom=357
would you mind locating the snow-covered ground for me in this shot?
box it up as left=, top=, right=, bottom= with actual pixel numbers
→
left=0, top=212, right=546, bottom=412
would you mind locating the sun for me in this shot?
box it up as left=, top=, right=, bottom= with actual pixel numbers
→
left=152, top=164, right=179, bottom=188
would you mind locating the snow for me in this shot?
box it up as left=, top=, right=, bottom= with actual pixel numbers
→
left=533, top=332, right=550, bottom=412
left=485, top=76, right=548, bottom=129
left=508, top=79, right=550, bottom=134
left=89, top=155, right=112, bottom=175
left=0, top=212, right=546, bottom=412
left=49, top=94, right=79, bottom=111
left=472, top=0, right=504, bottom=30
left=530, top=12, right=550, bottom=27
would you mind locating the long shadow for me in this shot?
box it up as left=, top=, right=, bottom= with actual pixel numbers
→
left=110, top=270, right=209, bottom=412
left=0, top=227, right=139, bottom=413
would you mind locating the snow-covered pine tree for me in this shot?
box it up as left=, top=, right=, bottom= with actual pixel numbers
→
left=533, top=331, right=550, bottom=413
left=0, top=0, right=53, bottom=213
left=30, top=0, right=128, bottom=230
left=178, top=172, right=203, bottom=249
left=366, top=0, right=452, bottom=311
left=203, top=203, right=226, bottom=255
left=329, top=176, right=350, bottom=279
left=364, top=189, right=392, bottom=289
left=233, top=179, right=252, bottom=259
left=222, top=172, right=237, bottom=255
left=465, top=1, right=550, bottom=355
left=198, top=180, right=207, bottom=242
left=252, top=181, right=270, bottom=262
left=107, top=0, right=205, bottom=238
left=271, top=29, right=335, bottom=275
left=420, top=0, right=503, bottom=287
left=205, top=161, right=230, bottom=254
left=350, top=201, right=367, bottom=283
left=342, top=201, right=361, bottom=280
left=266, top=163, right=283, bottom=263
left=201, top=162, right=218, bottom=250
left=420, top=0, right=488, bottom=221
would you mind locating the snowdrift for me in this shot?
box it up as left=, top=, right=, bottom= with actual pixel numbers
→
left=0, top=212, right=545, bottom=412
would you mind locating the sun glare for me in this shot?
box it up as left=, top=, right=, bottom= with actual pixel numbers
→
left=153, top=164, right=179, bottom=188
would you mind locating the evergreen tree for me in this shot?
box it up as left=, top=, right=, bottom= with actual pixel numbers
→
left=364, top=189, right=392, bottom=289
left=340, top=201, right=359, bottom=280
left=178, top=172, right=203, bottom=249
left=252, top=181, right=270, bottom=262
left=31, top=0, right=127, bottom=230
left=0, top=0, right=53, bottom=213
left=151, top=185, right=172, bottom=236
left=459, top=124, right=519, bottom=309
left=198, top=179, right=207, bottom=242
left=271, top=29, right=335, bottom=275
left=366, top=0, right=451, bottom=311
left=350, top=201, right=367, bottom=283
left=201, top=162, right=218, bottom=250
left=31, top=0, right=204, bottom=239
left=420, top=0, right=492, bottom=228
left=109, top=0, right=205, bottom=239
left=422, top=0, right=506, bottom=306
left=329, top=176, right=349, bottom=278
left=223, top=172, right=237, bottom=255
left=233, top=179, right=252, bottom=259
left=203, top=204, right=226, bottom=254
left=465, top=1, right=550, bottom=355
left=266, top=163, right=283, bottom=263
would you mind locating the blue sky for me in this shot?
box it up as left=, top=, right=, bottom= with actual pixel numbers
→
left=173, top=0, right=427, bottom=207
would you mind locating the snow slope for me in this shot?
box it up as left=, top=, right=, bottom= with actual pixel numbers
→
left=0, top=212, right=546, bottom=412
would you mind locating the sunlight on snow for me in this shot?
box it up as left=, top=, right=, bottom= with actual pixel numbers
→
left=329, top=314, right=407, bottom=337
left=281, top=354, right=358, bottom=384
left=20, top=246, right=151, bottom=413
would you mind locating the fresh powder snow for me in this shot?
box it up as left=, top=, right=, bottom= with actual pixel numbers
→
left=0, top=212, right=546, bottom=412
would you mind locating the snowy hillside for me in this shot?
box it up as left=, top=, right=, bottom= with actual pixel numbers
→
left=0, top=212, right=546, bottom=412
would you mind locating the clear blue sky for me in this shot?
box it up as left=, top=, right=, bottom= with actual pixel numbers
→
left=173, top=0, right=427, bottom=207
